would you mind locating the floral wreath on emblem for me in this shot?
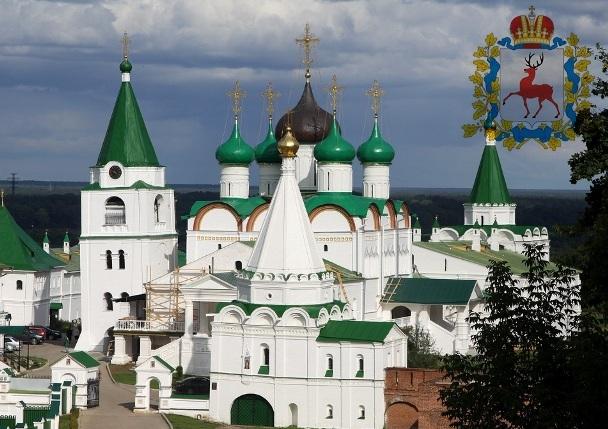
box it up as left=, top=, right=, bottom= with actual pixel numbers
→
left=462, top=10, right=593, bottom=151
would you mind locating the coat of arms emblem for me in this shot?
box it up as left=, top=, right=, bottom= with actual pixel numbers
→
left=463, top=6, right=593, bottom=150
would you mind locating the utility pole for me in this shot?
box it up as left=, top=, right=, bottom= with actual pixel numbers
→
left=9, top=173, right=17, bottom=196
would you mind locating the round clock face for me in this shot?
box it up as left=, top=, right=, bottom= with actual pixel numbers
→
left=109, top=165, right=122, bottom=179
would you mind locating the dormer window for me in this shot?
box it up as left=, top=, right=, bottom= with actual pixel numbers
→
left=105, top=197, right=126, bottom=225
left=109, top=165, right=122, bottom=179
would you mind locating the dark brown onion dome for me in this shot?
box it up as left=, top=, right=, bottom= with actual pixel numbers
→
left=275, top=81, right=336, bottom=144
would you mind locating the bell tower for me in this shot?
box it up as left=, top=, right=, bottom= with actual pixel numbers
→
left=75, top=34, right=177, bottom=352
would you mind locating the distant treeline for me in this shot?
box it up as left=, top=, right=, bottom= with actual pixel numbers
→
left=2, top=189, right=586, bottom=268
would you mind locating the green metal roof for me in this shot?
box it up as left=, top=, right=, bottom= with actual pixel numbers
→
left=187, top=196, right=268, bottom=219
left=470, top=143, right=512, bottom=204
left=357, top=117, right=395, bottom=164
left=215, top=119, right=255, bottom=165
left=82, top=180, right=166, bottom=191
left=96, top=75, right=160, bottom=167
left=153, top=355, right=175, bottom=372
left=384, top=277, right=476, bottom=305
left=217, top=300, right=346, bottom=318
left=414, top=241, right=556, bottom=275
left=323, top=259, right=362, bottom=283
left=0, top=206, right=65, bottom=271
left=317, top=320, right=396, bottom=343
left=314, top=115, right=356, bottom=163
left=303, top=192, right=387, bottom=218
left=255, top=119, right=281, bottom=164
left=68, top=351, right=99, bottom=368
left=0, top=326, right=29, bottom=336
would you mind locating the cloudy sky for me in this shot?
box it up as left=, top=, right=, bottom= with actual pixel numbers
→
left=0, top=0, right=606, bottom=190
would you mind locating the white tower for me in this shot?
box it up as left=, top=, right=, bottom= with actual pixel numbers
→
left=357, top=81, right=395, bottom=199
left=215, top=81, right=254, bottom=199
left=76, top=41, right=177, bottom=352
left=63, top=232, right=70, bottom=255
left=43, top=231, right=50, bottom=254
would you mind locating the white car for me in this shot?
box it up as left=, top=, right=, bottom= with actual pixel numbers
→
left=4, top=336, right=21, bottom=352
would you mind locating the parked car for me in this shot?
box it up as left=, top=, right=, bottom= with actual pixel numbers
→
left=4, top=336, right=21, bottom=352
left=18, top=331, right=41, bottom=345
left=45, top=327, right=62, bottom=340
left=26, top=328, right=44, bottom=343
left=173, top=376, right=210, bottom=396
left=29, top=325, right=61, bottom=340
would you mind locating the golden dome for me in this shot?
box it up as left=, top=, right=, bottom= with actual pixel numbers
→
left=277, top=126, right=299, bottom=157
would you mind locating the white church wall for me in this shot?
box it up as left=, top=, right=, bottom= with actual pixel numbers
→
left=412, top=245, right=488, bottom=281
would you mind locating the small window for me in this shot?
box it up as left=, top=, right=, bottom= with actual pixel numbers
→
left=16, top=280, right=23, bottom=290
left=358, top=356, right=364, bottom=371
left=356, top=355, right=364, bottom=377
left=358, top=406, right=365, bottom=420
left=327, top=172, right=330, bottom=191
left=235, top=261, right=243, bottom=270
left=218, top=244, right=222, bottom=250
left=106, top=250, right=113, bottom=269
left=105, top=197, right=126, bottom=225
left=263, top=346, right=270, bottom=366
left=323, top=244, right=328, bottom=252
left=228, top=183, right=231, bottom=196
left=327, top=405, right=333, bottom=419
left=444, top=258, right=447, bottom=272
left=325, top=355, right=334, bottom=377
left=150, top=360, right=155, bottom=368
left=119, top=250, right=125, bottom=270
left=66, top=358, right=71, bottom=365
left=154, top=195, right=163, bottom=223
left=481, top=215, right=484, bottom=226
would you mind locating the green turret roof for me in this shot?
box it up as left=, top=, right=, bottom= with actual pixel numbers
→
left=43, top=231, right=49, bottom=244
left=0, top=206, right=64, bottom=271
left=357, top=117, right=395, bottom=164
left=432, top=216, right=440, bottom=228
left=215, top=119, right=255, bottom=165
left=96, top=60, right=160, bottom=167
left=63, top=232, right=69, bottom=243
left=470, top=142, right=512, bottom=204
left=413, top=214, right=421, bottom=229
left=255, top=118, right=280, bottom=164
left=314, top=115, right=355, bottom=163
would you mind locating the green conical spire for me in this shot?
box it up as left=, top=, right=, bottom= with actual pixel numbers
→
left=255, top=118, right=280, bottom=164
left=470, top=140, right=512, bottom=205
left=215, top=118, right=255, bottom=165
left=432, top=215, right=440, bottom=228
left=357, top=116, right=395, bottom=164
left=63, top=232, right=69, bottom=243
left=96, top=58, right=160, bottom=168
left=413, top=214, right=421, bottom=229
left=43, top=230, right=49, bottom=244
left=314, top=115, right=355, bottom=163
left=0, top=206, right=64, bottom=271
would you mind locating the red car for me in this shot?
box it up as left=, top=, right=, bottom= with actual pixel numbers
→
left=27, top=326, right=46, bottom=343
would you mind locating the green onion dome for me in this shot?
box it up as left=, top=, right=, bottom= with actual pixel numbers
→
left=313, top=115, right=355, bottom=163
left=254, top=119, right=281, bottom=164
left=357, top=117, right=395, bottom=164
left=215, top=119, right=255, bottom=165
left=120, top=59, right=132, bottom=73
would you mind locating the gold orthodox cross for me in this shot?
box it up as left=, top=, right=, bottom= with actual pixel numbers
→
left=262, top=82, right=280, bottom=118
left=122, top=32, right=129, bottom=59
left=366, top=80, right=384, bottom=117
left=528, top=5, right=536, bottom=20
left=296, top=23, right=319, bottom=78
left=227, top=81, right=246, bottom=117
left=328, top=75, right=343, bottom=114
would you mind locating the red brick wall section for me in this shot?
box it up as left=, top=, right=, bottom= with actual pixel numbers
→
left=384, top=368, right=452, bottom=429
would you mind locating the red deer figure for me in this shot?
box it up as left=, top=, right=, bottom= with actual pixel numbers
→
left=502, top=53, right=560, bottom=119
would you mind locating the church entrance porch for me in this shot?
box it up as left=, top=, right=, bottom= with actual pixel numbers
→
left=230, top=394, right=274, bottom=427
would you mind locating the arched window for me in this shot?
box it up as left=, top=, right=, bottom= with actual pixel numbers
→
left=16, top=280, right=23, bottom=290
left=104, top=292, right=113, bottom=311
left=325, top=354, right=334, bottom=377
left=106, top=250, right=113, bottom=269
left=481, top=215, right=485, bottom=225
left=119, top=250, right=125, bottom=269
left=262, top=345, right=270, bottom=366
left=326, top=405, right=333, bottom=419
left=235, top=261, right=243, bottom=270
left=356, top=355, right=364, bottom=377
left=358, top=405, right=365, bottom=420
left=105, top=197, right=126, bottom=225
left=154, top=195, right=163, bottom=223
left=327, top=172, right=330, bottom=191
left=391, top=306, right=411, bottom=319
left=323, top=244, right=328, bottom=252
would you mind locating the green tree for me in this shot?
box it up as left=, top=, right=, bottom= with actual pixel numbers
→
left=567, top=44, right=608, bottom=427
left=440, top=244, right=579, bottom=428
left=401, top=324, right=442, bottom=369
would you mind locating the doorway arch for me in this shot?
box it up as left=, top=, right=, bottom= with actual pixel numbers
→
left=386, top=401, right=418, bottom=429
left=289, top=403, right=298, bottom=427
left=230, top=394, right=274, bottom=427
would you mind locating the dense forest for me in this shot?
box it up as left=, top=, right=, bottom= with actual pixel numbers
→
left=0, top=186, right=585, bottom=267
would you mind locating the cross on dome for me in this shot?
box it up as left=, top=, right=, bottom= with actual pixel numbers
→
left=296, top=23, right=320, bottom=80
left=328, top=74, right=343, bottom=114
left=262, top=82, right=280, bottom=118
left=366, top=80, right=384, bottom=118
left=528, top=5, right=536, bottom=20
left=122, top=32, right=129, bottom=60
left=227, top=81, right=246, bottom=118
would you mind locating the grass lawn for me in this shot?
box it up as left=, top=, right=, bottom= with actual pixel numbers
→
left=165, top=414, right=227, bottom=429
left=109, top=364, right=158, bottom=388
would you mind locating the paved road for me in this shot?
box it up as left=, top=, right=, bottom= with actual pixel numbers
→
left=79, top=361, right=167, bottom=429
